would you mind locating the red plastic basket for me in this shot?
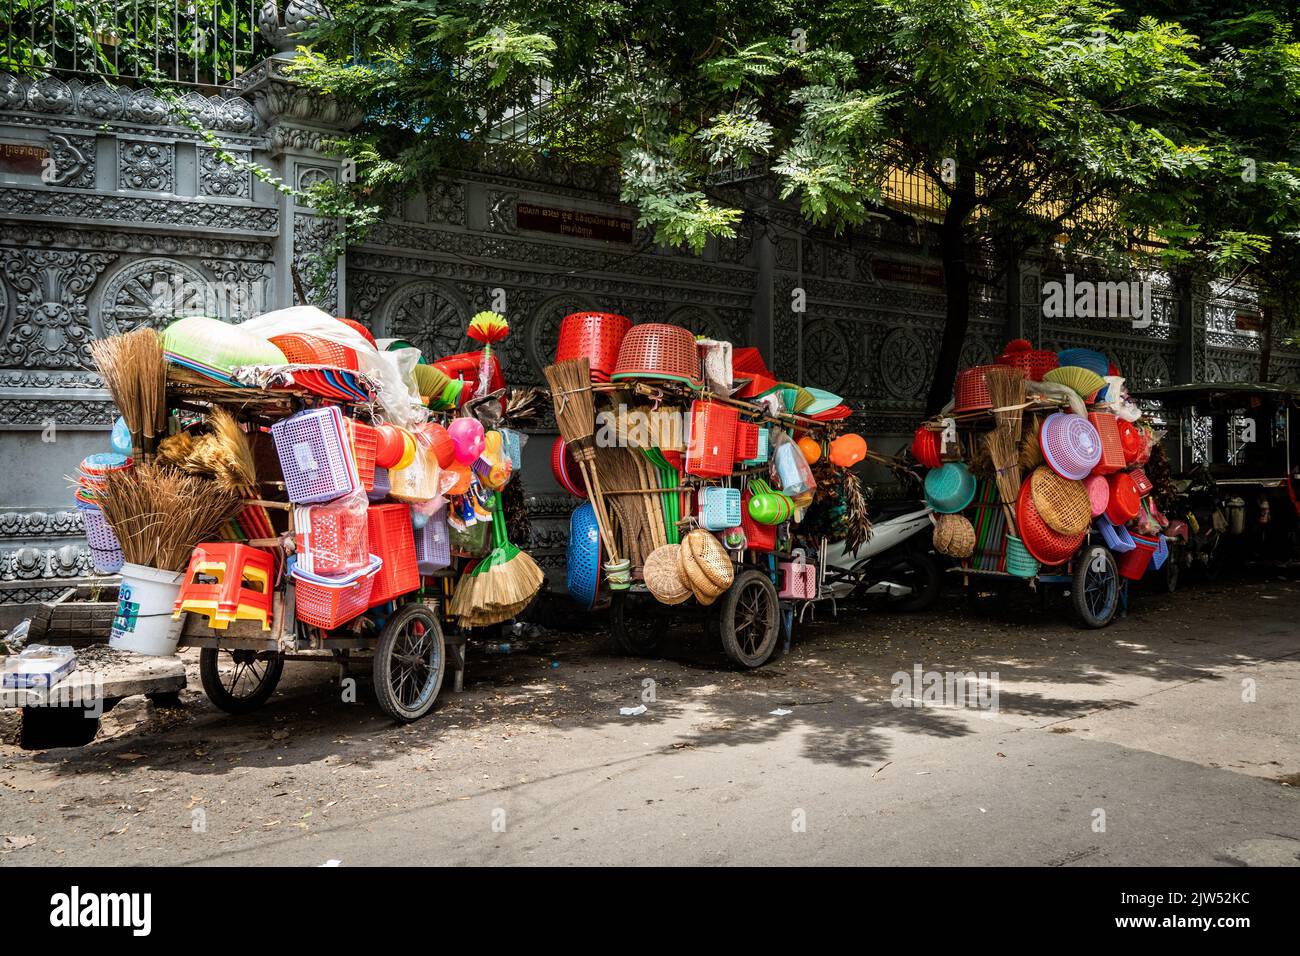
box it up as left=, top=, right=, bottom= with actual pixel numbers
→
left=268, top=333, right=359, bottom=371
left=344, top=418, right=378, bottom=492
left=1117, top=418, right=1143, bottom=462
left=1118, top=533, right=1158, bottom=580
left=685, top=401, right=739, bottom=478
left=734, top=421, right=759, bottom=462
left=953, top=365, right=999, bottom=413
left=335, top=317, right=377, bottom=347
left=1087, top=412, right=1125, bottom=475
left=1016, top=480, right=1085, bottom=565
left=912, top=425, right=942, bottom=468
left=1106, top=472, right=1141, bottom=524
left=1129, top=467, right=1153, bottom=496
left=612, top=323, right=702, bottom=388
left=998, top=349, right=1059, bottom=380
left=292, top=556, right=380, bottom=630
left=740, top=492, right=778, bottom=552
left=366, top=504, right=420, bottom=606
left=556, top=312, right=632, bottom=383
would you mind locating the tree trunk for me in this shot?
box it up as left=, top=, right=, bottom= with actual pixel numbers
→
left=1259, top=303, right=1274, bottom=383
left=925, top=178, right=977, bottom=416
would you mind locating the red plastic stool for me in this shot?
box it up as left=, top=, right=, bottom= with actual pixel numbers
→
left=173, top=543, right=275, bottom=630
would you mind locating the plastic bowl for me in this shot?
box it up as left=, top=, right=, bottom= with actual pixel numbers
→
left=924, top=462, right=976, bottom=514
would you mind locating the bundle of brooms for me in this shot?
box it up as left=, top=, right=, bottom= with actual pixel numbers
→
left=543, top=358, right=620, bottom=562
left=99, top=462, right=244, bottom=572
left=983, top=366, right=1028, bottom=535
left=90, top=328, right=166, bottom=460
left=448, top=491, right=544, bottom=628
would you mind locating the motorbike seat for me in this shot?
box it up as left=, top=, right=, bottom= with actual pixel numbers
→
left=872, top=500, right=927, bottom=522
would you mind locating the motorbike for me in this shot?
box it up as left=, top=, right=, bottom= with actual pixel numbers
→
left=1161, top=464, right=1226, bottom=588
left=820, top=461, right=941, bottom=613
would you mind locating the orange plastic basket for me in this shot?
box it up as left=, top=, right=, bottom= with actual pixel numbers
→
left=556, top=312, right=632, bottom=383
left=366, top=504, right=419, bottom=606
left=268, top=333, right=359, bottom=370
left=612, top=323, right=702, bottom=388
left=734, top=421, right=759, bottom=462
left=1087, top=412, right=1126, bottom=475
left=344, top=418, right=378, bottom=492
left=685, top=401, right=739, bottom=478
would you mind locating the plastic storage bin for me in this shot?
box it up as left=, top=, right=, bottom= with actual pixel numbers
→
left=271, top=406, right=361, bottom=504
left=699, top=486, right=742, bottom=530
left=366, top=504, right=420, bottom=606
left=685, top=401, right=739, bottom=478
left=414, top=507, right=452, bottom=574
left=290, top=554, right=382, bottom=629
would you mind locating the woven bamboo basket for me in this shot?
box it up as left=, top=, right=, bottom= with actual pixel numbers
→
left=932, top=513, right=976, bottom=559
left=1029, top=466, right=1092, bottom=536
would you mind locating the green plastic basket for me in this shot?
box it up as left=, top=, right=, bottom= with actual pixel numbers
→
left=1005, top=534, right=1040, bottom=578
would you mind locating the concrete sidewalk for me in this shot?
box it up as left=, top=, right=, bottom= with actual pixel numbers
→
left=2, top=569, right=1297, bottom=866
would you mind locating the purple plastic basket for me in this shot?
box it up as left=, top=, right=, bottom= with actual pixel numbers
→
left=1152, top=533, right=1169, bottom=569
left=1040, top=412, right=1102, bottom=481
left=368, top=466, right=391, bottom=502
left=414, top=509, right=451, bottom=574
left=78, top=501, right=124, bottom=573
left=271, top=406, right=360, bottom=504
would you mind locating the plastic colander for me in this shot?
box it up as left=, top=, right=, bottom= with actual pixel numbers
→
left=924, top=462, right=976, bottom=514
left=566, top=502, right=602, bottom=609
left=1040, top=413, right=1102, bottom=481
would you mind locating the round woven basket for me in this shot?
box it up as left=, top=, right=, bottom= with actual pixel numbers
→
left=644, top=544, right=691, bottom=605
left=1030, top=466, right=1091, bottom=535
left=677, top=539, right=723, bottom=605
left=683, top=529, right=735, bottom=591
left=932, top=513, right=976, bottom=559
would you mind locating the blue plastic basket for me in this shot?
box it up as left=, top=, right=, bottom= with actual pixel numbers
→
left=924, top=462, right=977, bottom=514
left=1095, top=515, right=1136, bottom=553
left=1057, top=347, right=1109, bottom=377
left=78, top=501, right=123, bottom=574
left=1151, top=533, right=1169, bottom=570
left=699, top=487, right=742, bottom=530
left=566, top=502, right=602, bottom=609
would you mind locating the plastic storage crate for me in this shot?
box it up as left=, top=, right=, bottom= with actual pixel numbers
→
left=685, top=401, right=739, bottom=478
left=366, top=503, right=419, bottom=606
left=294, top=496, right=370, bottom=576
left=414, top=507, right=452, bottom=574
left=271, top=406, right=361, bottom=504
left=698, top=487, right=742, bottom=530
left=290, top=554, right=381, bottom=629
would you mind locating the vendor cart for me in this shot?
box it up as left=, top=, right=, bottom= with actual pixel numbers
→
left=163, top=376, right=462, bottom=723
left=543, top=320, right=869, bottom=670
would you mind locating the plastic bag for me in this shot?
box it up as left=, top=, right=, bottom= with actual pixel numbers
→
left=770, top=427, right=817, bottom=497
left=239, top=306, right=425, bottom=429
left=473, top=430, right=513, bottom=490
left=389, top=426, right=442, bottom=502
left=293, top=489, right=370, bottom=576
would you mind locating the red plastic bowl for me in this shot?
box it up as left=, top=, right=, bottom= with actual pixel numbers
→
left=1106, top=472, right=1141, bottom=524
left=551, top=436, right=587, bottom=498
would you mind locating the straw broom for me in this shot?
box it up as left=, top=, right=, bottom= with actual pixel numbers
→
left=544, top=358, right=620, bottom=561
left=983, top=366, right=1028, bottom=536
left=90, top=328, right=166, bottom=460
left=595, top=444, right=650, bottom=567
left=99, top=463, right=244, bottom=572
left=449, top=492, right=542, bottom=627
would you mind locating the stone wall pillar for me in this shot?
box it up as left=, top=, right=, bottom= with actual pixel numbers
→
left=229, top=54, right=356, bottom=312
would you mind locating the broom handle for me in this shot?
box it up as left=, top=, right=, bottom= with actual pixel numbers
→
left=577, top=459, right=620, bottom=561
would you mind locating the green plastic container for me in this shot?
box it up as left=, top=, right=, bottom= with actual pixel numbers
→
left=1005, top=534, right=1040, bottom=578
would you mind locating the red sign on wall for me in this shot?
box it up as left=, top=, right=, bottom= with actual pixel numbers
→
left=516, top=202, right=633, bottom=243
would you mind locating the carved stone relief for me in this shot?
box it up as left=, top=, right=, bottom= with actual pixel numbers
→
left=46, top=132, right=96, bottom=188
left=385, top=280, right=471, bottom=360
left=0, top=248, right=117, bottom=368
left=199, top=148, right=253, bottom=199
left=119, top=140, right=175, bottom=192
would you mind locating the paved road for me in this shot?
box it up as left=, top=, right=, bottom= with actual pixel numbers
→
left=2, top=569, right=1298, bottom=866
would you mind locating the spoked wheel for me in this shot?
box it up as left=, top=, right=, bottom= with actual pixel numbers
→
left=609, top=590, right=669, bottom=656
left=199, top=648, right=284, bottom=715
left=373, top=602, right=445, bottom=723
left=1071, top=545, right=1119, bottom=629
left=718, top=569, right=780, bottom=668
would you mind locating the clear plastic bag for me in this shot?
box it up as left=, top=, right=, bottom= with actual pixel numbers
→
left=769, top=427, right=817, bottom=497
left=293, top=489, right=370, bottom=576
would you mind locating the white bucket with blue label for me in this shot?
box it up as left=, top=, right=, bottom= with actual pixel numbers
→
left=109, top=562, right=186, bottom=656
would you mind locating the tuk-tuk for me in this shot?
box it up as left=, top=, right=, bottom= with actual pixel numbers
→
left=1133, top=382, right=1300, bottom=574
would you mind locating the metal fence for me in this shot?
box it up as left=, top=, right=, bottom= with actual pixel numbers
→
left=2, top=0, right=268, bottom=89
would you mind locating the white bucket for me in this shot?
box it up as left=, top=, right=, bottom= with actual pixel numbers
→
left=109, top=562, right=185, bottom=656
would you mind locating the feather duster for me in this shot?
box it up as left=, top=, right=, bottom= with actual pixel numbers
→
left=501, top=387, right=548, bottom=428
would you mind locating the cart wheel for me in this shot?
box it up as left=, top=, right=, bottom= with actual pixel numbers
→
left=1072, top=545, right=1118, bottom=629
left=373, top=602, right=445, bottom=723
left=1162, top=546, right=1181, bottom=594
left=609, top=590, right=667, bottom=656
left=718, top=569, right=780, bottom=668
left=199, top=648, right=284, bottom=715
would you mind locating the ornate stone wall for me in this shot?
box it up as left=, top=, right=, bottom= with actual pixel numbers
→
left=0, top=64, right=1292, bottom=609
